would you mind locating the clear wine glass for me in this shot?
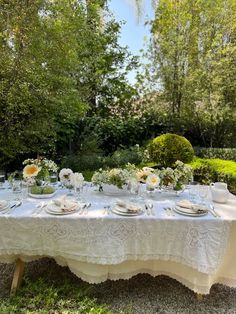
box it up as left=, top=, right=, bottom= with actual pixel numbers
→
left=12, top=179, right=22, bottom=201
left=129, top=178, right=141, bottom=203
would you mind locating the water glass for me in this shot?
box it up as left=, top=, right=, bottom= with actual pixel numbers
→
left=129, top=178, right=141, bottom=203
left=12, top=179, right=22, bottom=200
left=188, top=181, right=199, bottom=201
left=198, top=185, right=209, bottom=204
left=74, top=185, right=84, bottom=201
left=49, top=172, right=58, bottom=185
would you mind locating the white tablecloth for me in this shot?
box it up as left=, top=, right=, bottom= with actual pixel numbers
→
left=0, top=186, right=235, bottom=294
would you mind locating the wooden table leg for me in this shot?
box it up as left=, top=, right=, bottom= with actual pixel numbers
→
left=10, top=258, right=25, bottom=294
left=196, top=293, right=203, bottom=301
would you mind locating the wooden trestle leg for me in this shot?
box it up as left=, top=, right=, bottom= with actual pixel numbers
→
left=10, top=258, right=25, bottom=294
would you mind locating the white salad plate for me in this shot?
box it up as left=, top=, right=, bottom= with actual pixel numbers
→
left=173, top=205, right=208, bottom=217
left=45, top=202, right=79, bottom=215
left=0, top=200, right=10, bottom=212
left=111, top=205, right=144, bottom=216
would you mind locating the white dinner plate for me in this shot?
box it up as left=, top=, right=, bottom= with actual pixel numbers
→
left=111, top=206, right=144, bottom=216
left=173, top=206, right=208, bottom=217
left=45, top=202, right=79, bottom=215
left=29, top=191, right=57, bottom=199
left=0, top=200, right=10, bottom=212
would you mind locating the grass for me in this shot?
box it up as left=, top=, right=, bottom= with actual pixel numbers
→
left=0, top=277, right=112, bottom=314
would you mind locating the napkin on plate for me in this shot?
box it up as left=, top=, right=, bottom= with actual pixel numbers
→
left=176, top=199, right=208, bottom=213
left=116, top=199, right=141, bottom=213
left=53, top=196, right=78, bottom=212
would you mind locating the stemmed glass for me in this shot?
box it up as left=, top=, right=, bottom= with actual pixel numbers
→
left=128, top=178, right=142, bottom=203
left=0, top=170, right=5, bottom=189
left=74, top=183, right=87, bottom=202
left=12, top=179, right=22, bottom=201
left=188, top=181, right=199, bottom=202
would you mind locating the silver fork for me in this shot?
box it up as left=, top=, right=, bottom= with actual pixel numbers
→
left=83, top=203, right=91, bottom=215
left=106, top=205, right=111, bottom=215
left=103, top=205, right=111, bottom=215
left=79, top=203, right=87, bottom=215
left=168, top=207, right=175, bottom=216
left=164, top=207, right=171, bottom=216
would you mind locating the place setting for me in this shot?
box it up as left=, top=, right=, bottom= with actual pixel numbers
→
left=107, top=198, right=155, bottom=217
left=34, top=196, right=91, bottom=216
left=164, top=199, right=219, bottom=218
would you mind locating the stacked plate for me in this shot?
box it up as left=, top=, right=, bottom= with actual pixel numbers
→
left=173, top=200, right=208, bottom=217
left=45, top=201, right=79, bottom=215
left=0, top=200, right=10, bottom=213
left=111, top=201, right=144, bottom=216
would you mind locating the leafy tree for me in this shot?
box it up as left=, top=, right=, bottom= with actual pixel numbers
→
left=0, top=0, right=139, bottom=168
left=0, top=0, right=87, bottom=167
left=142, top=0, right=236, bottom=147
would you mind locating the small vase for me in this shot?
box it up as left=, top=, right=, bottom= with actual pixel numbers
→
left=102, top=184, right=128, bottom=196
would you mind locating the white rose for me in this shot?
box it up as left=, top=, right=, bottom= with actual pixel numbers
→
left=146, top=174, right=160, bottom=189
left=59, top=168, right=73, bottom=183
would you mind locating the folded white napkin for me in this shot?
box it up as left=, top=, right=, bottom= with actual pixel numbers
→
left=177, top=199, right=208, bottom=213
left=53, top=196, right=78, bottom=212
left=116, top=199, right=141, bottom=213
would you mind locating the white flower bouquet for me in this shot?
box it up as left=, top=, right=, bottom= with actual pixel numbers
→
left=160, top=161, right=193, bottom=191
left=59, top=169, right=84, bottom=189
left=22, top=157, right=58, bottom=195
left=23, top=157, right=58, bottom=186
left=92, top=168, right=131, bottom=190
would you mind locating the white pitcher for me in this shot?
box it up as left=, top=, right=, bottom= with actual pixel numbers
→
left=210, top=182, right=229, bottom=203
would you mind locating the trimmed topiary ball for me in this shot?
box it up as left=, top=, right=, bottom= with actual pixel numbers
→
left=148, top=133, right=194, bottom=167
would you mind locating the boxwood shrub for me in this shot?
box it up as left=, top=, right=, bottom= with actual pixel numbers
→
left=148, top=133, right=194, bottom=167
left=189, top=158, right=236, bottom=195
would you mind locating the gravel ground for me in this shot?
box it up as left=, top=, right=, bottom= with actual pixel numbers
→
left=1, top=258, right=236, bottom=313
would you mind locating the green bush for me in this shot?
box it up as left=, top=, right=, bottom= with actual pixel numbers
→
left=148, top=133, right=194, bottom=167
left=104, top=145, right=147, bottom=168
left=61, top=153, right=104, bottom=172
left=194, top=147, right=236, bottom=161
left=61, top=145, right=148, bottom=173
left=189, top=158, right=236, bottom=195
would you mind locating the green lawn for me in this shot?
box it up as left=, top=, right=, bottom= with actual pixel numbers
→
left=0, top=278, right=112, bottom=314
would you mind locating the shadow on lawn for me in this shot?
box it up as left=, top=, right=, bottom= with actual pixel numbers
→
left=0, top=258, right=236, bottom=314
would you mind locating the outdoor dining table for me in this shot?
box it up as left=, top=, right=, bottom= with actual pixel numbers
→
left=0, top=184, right=236, bottom=300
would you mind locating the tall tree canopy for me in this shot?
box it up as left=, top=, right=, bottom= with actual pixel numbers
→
left=0, top=0, right=138, bottom=167
left=144, top=0, right=236, bottom=147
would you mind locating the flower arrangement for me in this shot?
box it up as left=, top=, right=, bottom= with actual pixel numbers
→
left=23, top=158, right=58, bottom=186
left=92, top=168, right=131, bottom=189
left=126, top=161, right=193, bottom=191
left=59, top=168, right=84, bottom=188
left=59, top=168, right=73, bottom=186
left=160, top=161, right=193, bottom=191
